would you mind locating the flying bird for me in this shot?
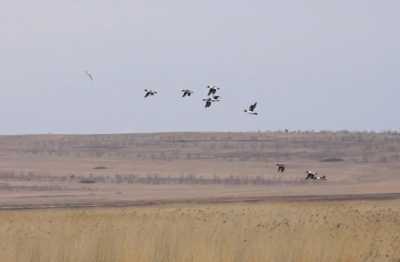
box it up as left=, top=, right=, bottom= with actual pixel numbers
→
left=144, top=89, right=158, bottom=98
left=84, top=70, right=94, bottom=81
left=181, top=89, right=194, bottom=97
left=244, top=102, right=258, bottom=115
left=212, top=95, right=221, bottom=101
left=207, top=85, right=220, bottom=96
left=203, top=98, right=214, bottom=108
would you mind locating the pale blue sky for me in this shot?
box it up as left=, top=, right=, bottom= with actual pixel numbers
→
left=1, top=1, right=399, bottom=134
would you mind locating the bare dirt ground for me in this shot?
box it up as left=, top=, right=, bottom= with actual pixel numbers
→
left=0, top=131, right=399, bottom=209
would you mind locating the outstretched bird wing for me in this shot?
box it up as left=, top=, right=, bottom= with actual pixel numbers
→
left=250, top=102, right=257, bottom=111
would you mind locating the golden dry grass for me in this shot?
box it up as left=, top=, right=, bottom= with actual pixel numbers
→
left=0, top=200, right=399, bottom=262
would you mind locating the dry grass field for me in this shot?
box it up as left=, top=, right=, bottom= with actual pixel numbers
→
left=0, top=199, right=399, bottom=262
left=0, top=131, right=399, bottom=261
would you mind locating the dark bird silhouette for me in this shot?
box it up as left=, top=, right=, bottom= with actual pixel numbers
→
left=305, top=170, right=327, bottom=181
left=84, top=70, right=94, bottom=81
left=181, top=89, right=194, bottom=97
left=244, top=102, right=258, bottom=115
left=207, top=85, right=220, bottom=96
left=276, top=163, right=286, bottom=173
left=212, top=95, right=221, bottom=101
left=144, top=89, right=158, bottom=98
left=203, top=98, right=214, bottom=108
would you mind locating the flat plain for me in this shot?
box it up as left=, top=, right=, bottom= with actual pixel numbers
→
left=0, top=131, right=400, bottom=207
left=0, top=131, right=399, bottom=261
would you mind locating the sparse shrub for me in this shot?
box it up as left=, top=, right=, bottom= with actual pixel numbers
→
left=79, top=178, right=96, bottom=184
left=93, top=166, right=108, bottom=170
left=320, top=158, right=344, bottom=162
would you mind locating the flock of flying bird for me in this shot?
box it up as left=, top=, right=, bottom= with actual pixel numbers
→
left=84, top=70, right=330, bottom=181
left=84, top=70, right=259, bottom=116
left=145, top=85, right=259, bottom=115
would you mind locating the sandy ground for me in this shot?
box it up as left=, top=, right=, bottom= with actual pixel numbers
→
left=0, top=132, right=399, bottom=208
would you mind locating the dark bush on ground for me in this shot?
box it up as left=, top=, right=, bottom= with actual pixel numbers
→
left=320, top=158, right=344, bottom=162
left=93, top=166, right=108, bottom=170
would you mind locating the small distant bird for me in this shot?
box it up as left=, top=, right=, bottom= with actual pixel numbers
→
left=244, top=102, right=258, bottom=115
left=144, top=89, right=158, bottom=98
left=203, top=98, right=214, bottom=108
left=276, top=163, right=286, bottom=173
left=84, top=70, right=94, bottom=81
left=181, top=89, right=194, bottom=97
left=212, top=95, right=221, bottom=101
left=207, top=85, right=220, bottom=96
left=305, top=170, right=326, bottom=181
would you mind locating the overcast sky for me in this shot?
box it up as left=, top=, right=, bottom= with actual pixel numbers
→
left=1, top=1, right=399, bottom=134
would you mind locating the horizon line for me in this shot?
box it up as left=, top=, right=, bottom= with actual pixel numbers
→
left=1, top=129, right=400, bottom=137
